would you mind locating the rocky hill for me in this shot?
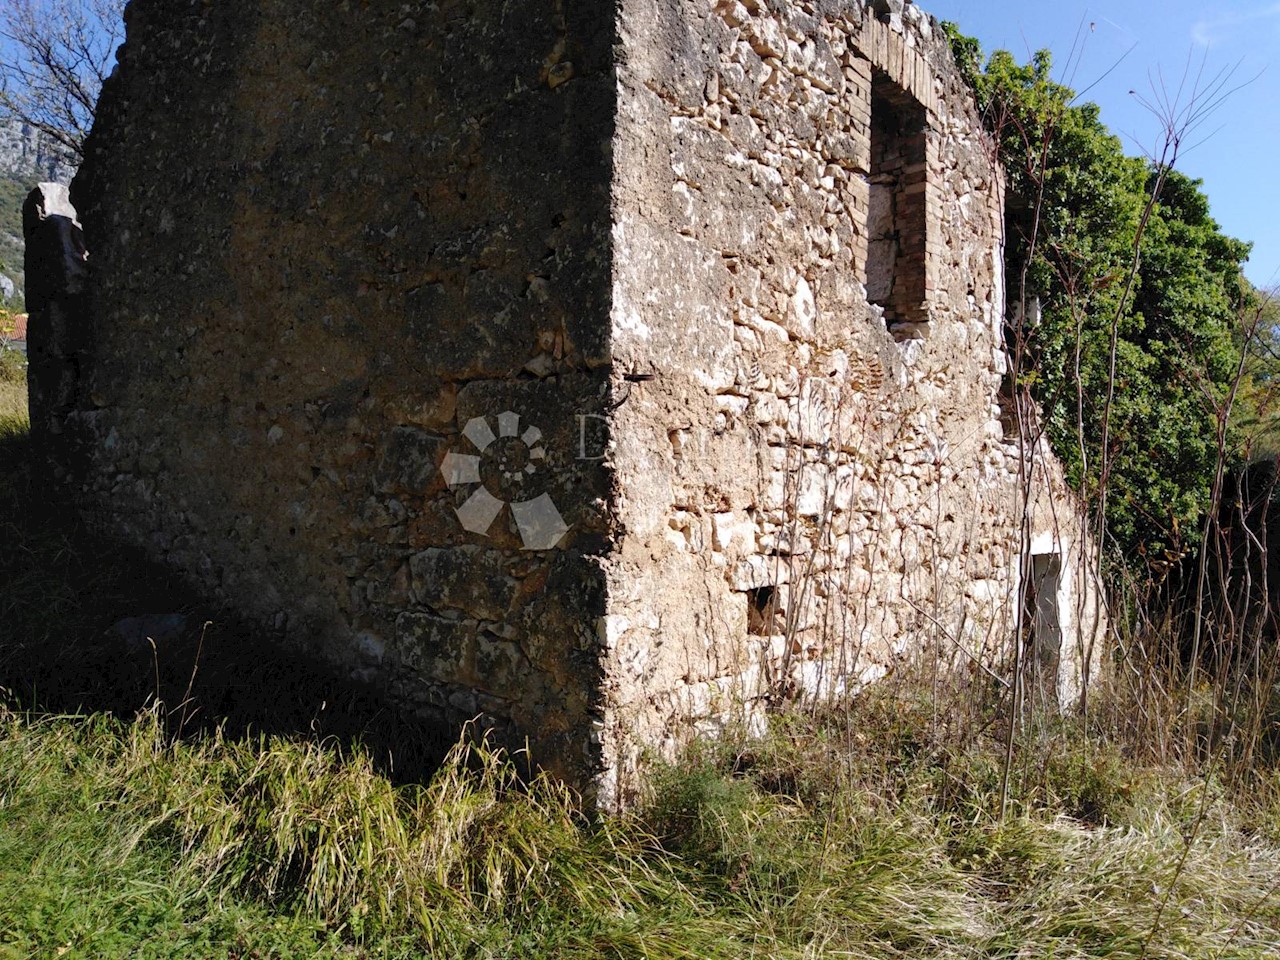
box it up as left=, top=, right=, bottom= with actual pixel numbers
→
left=0, top=120, right=75, bottom=183
left=1, top=119, right=75, bottom=308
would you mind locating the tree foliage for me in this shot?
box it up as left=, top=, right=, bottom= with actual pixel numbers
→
left=1230, top=288, right=1280, bottom=456
left=945, top=28, right=1252, bottom=569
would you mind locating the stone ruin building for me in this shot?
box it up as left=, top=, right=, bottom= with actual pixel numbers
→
left=28, top=0, right=1105, bottom=805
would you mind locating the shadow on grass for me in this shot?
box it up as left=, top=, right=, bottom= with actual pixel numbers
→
left=0, top=421, right=452, bottom=783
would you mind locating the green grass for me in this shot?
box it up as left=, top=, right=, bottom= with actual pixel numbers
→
left=1, top=373, right=1279, bottom=957
left=0, top=350, right=25, bottom=430
left=0, top=702, right=1278, bottom=958
left=1, top=172, right=31, bottom=309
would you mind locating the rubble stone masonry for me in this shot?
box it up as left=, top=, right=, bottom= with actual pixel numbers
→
left=40, top=0, right=1104, bottom=805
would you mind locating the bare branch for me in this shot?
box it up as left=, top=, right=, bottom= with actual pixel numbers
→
left=0, top=0, right=125, bottom=160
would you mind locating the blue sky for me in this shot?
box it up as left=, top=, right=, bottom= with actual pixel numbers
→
left=925, top=0, right=1280, bottom=288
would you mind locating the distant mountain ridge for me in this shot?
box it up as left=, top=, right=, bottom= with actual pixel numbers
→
left=1, top=119, right=76, bottom=308
left=0, top=119, right=75, bottom=184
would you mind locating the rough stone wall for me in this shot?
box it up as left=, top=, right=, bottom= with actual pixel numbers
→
left=600, top=0, right=1103, bottom=803
left=48, top=0, right=1104, bottom=804
left=70, top=0, right=617, bottom=785
left=24, top=182, right=89, bottom=477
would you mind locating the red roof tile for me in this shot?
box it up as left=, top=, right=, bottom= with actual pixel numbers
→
left=4, top=314, right=27, bottom=343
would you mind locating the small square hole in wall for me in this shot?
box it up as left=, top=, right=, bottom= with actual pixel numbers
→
left=747, top=585, right=779, bottom=636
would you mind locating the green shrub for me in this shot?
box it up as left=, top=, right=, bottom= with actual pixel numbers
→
left=0, top=347, right=25, bottom=385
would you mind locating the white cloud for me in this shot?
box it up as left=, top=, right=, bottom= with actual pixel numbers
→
left=1192, top=2, right=1280, bottom=46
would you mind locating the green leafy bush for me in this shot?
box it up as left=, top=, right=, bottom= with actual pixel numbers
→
left=945, top=27, right=1251, bottom=568
left=0, top=346, right=25, bottom=384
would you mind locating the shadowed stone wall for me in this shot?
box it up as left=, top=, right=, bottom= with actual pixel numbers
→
left=24, top=181, right=89, bottom=482
left=69, top=0, right=617, bottom=786
left=47, top=0, right=1104, bottom=804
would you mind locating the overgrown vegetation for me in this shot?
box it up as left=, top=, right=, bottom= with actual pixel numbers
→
left=0, top=380, right=23, bottom=427
left=934, top=38, right=1280, bottom=905
left=1, top=697, right=1278, bottom=958
left=946, top=29, right=1255, bottom=568
left=0, top=174, right=28, bottom=309
left=1232, top=290, right=1280, bottom=456
left=0, top=320, right=25, bottom=428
